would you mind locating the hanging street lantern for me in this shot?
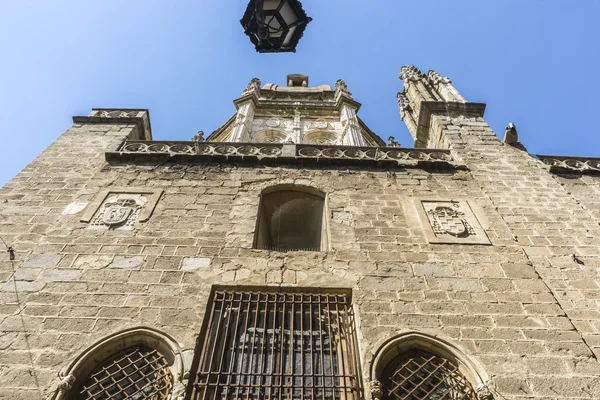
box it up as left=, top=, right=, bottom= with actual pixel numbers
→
left=241, top=0, right=312, bottom=53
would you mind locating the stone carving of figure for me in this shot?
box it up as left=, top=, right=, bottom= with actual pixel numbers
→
left=397, top=91, right=411, bottom=112
left=399, top=65, right=423, bottom=82
left=242, top=78, right=261, bottom=96
left=388, top=136, right=400, bottom=147
left=335, top=79, right=353, bottom=97
left=427, top=70, right=452, bottom=85
left=192, top=130, right=204, bottom=142
left=503, top=122, right=519, bottom=145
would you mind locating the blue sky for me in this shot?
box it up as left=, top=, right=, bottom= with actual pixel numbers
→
left=1, top=1, right=599, bottom=187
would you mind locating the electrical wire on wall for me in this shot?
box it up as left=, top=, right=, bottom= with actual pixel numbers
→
left=0, top=235, right=43, bottom=396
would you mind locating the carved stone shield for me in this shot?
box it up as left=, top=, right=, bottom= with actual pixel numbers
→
left=432, top=206, right=467, bottom=236
left=102, top=199, right=136, bottom=226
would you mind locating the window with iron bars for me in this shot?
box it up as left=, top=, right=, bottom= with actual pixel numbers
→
left=74, top=345, right=173, bottom=400
left=382, top=350, right=477, bottom=400
left=188, top=288, right=362, bottom=400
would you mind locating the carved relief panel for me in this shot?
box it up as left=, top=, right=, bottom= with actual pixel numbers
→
left=81, top=188, right=162, bottom=230
left=409, top=199, right=490, bottom=245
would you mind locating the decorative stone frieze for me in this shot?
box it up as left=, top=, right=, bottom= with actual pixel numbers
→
left=109, top=141, right=457, bottom=169
left=80, top=188, right=163, bottom=230
left=408, top=199, right=490, bottom=245
left=537, top=155, right=600, bottom=174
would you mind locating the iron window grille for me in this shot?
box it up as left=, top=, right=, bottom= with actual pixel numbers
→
left=189, top=288, right=362, bottom=400
left=76, top=345, right=173, bottom=400
left=382, top=351, right=476, bottom=400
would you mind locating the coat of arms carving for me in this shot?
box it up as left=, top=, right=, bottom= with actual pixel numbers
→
left=90, top=195, right=147, bottom=230
left=427, top=204, right=475, bottom=237
left=411, top=199, right=490, bottom=245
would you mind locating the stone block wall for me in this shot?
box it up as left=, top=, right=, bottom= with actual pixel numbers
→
left=0, top=112, right=599, bottom=400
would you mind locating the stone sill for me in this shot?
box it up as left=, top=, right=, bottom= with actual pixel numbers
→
left=105, top=141, right=462, bottom=170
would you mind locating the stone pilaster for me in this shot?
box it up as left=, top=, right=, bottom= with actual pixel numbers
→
left=230, top=100, right=256, bottom=143
left=340, top=103, right=366, bottom=146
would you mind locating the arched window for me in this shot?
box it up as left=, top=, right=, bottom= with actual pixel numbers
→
left=254, top=185, right=327, bottom=252
left=370, top=332, right=490, bottom=400
left=382, top=350, right=476, bottom=400
left=52, top=327, right=185, bottom=400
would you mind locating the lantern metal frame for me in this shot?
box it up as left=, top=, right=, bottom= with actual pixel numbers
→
left=240, top=0, right=312, bottom=53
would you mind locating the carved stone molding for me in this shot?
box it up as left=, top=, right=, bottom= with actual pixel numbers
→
left=407, top=198, right=491, bottom=245
left=80, top=188, right=163, bottom=230
left=50, top=327, right=186, bottom=400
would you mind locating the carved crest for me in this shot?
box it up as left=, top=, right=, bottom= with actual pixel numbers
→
left=430, top=206, right=467, bottom=236
left=425, top=203, right=475, bottom=238
left=102, top=199, right=137, bottom=226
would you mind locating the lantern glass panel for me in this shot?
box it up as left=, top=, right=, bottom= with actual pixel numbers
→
left=279, top=2, right=297, bottom=25
left=264, top=0, right=281, bottom=10
left=283, top=26, right=297, bottom=46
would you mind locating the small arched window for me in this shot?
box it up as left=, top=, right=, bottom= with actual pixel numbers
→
left=370, top=332, right=488, bottom=400
left=75, top=345, right=173, bottom=399
left=53, top=327, right=185, bottom=400
left=254, top=185, right=327, bottom=252
left=382, top=350, right=477, bottom=400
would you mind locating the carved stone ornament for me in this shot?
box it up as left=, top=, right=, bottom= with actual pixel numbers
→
left=427, top=70, right=452, bottom=85
left=58, top=373, right=76, bottom=394
left=335, top=79, right=353, bottom=97
left=91, top=196, right=145, bottom=229
left=80, top=188, right=163, bottom=230
left=397, top=91, right=411, bottom=112
left=242, top=77, right=261, bottom=96
left=98, top=110, right=139, bottom=118
left=192, top=130, right=204, bottom=142
left=409, top=199, right=491, bottom=245
left=476, top=385, right=494, bottom=400
left=388, top=136, right=400, bottom=148
left=368, top=380, right=383, bottom=400
left=170, top=381, right=187, bottom=400
left=427, top=204, right=475, bottom=237
left=399, top=65, right=423, bottom=82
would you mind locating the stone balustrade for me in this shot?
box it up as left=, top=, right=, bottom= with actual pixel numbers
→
left=537, top=155, right=600, bottom=174
left=107, top=141, right=456, bottom=168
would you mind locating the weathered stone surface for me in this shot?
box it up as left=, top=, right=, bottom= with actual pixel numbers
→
left=1, top=77, right=600, bottom=400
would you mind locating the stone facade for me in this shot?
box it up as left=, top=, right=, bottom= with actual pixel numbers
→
left=0, top=71, right=599, bottom=400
